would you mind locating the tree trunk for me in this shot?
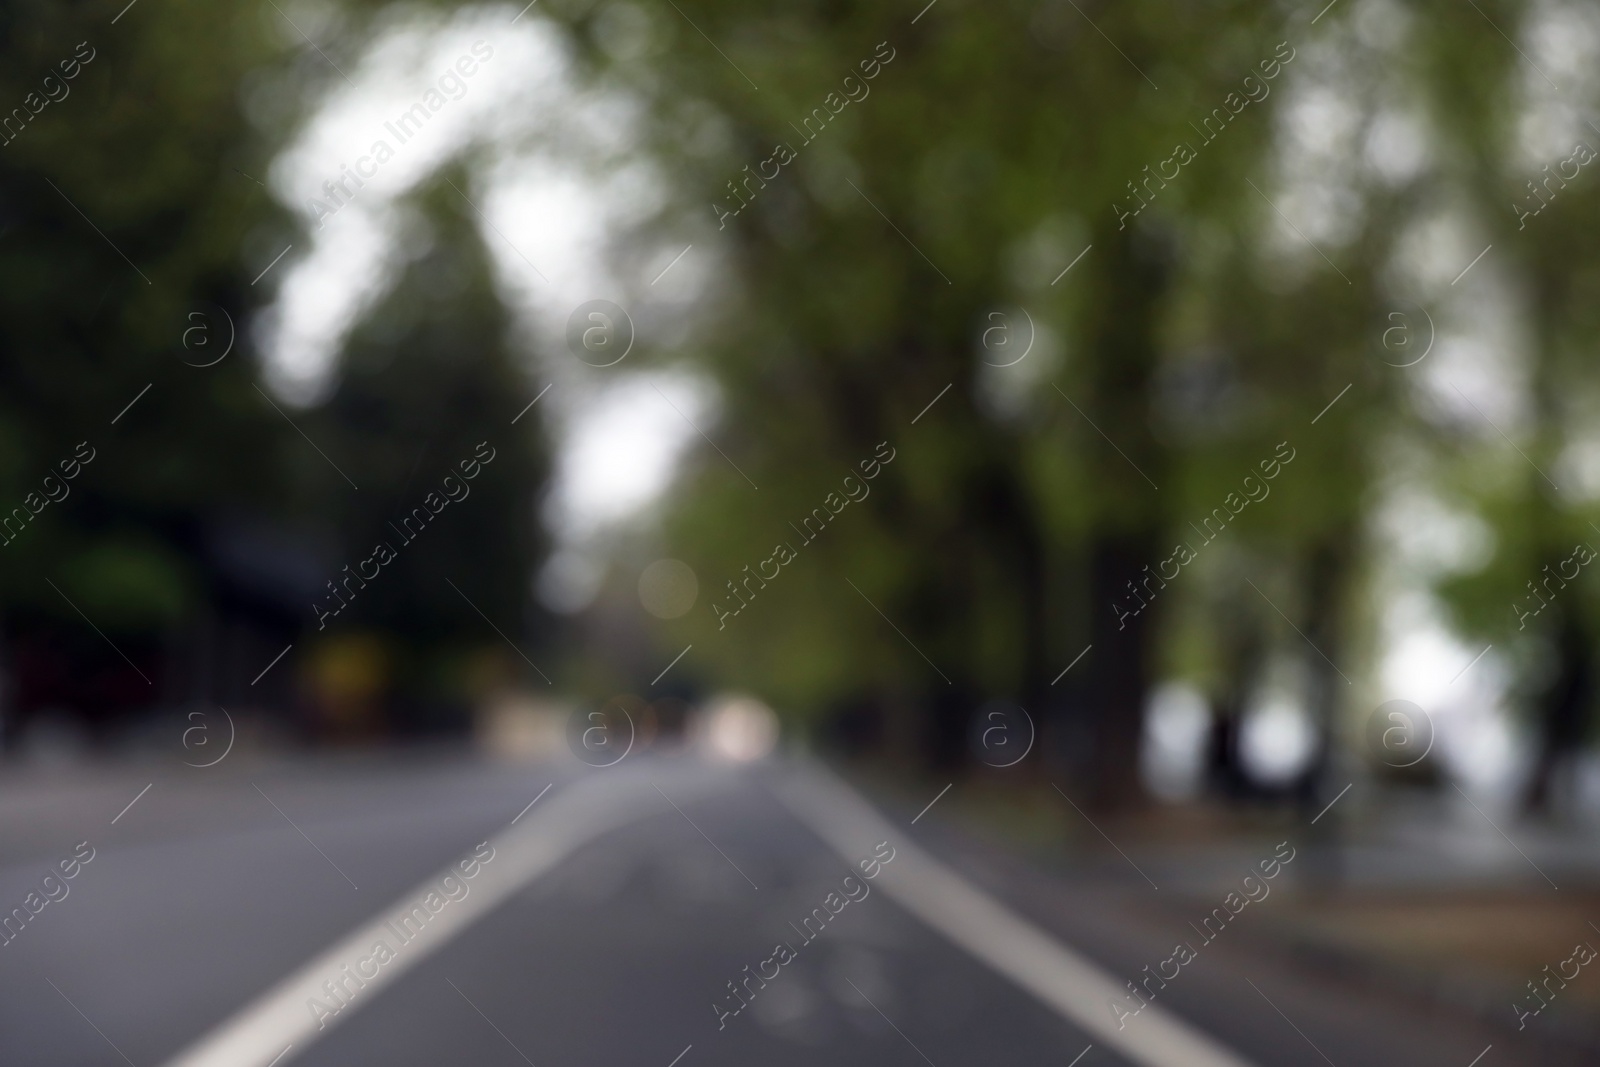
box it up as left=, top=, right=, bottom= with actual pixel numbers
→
left=1525, top=601, right=1594, bottom=813
left=1209, top=586, right=1265, bottom=799
left=1295, top=530, right=1355, bottom=816
left=1058, top=223, right=1174, bottom=811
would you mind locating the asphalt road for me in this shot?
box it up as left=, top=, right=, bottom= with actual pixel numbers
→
left=0, top=749, right=1564, bottom=1067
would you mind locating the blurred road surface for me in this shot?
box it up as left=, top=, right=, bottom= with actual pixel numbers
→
left=0, top=749, right=1572, bottom=1066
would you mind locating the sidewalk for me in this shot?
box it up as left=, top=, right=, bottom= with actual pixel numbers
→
left=839, top=766, right=1600, bottom=1066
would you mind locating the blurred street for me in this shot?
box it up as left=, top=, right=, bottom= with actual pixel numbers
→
left=8, top=0, right=1600, bottom=1061
left=0, top=745, right=1584, bottom=1067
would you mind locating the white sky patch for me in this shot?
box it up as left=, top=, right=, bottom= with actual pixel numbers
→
left=1240, top=694, right=1316, bottom=786
left=1383, top=205, right=1531, bottom=431
left=1369, top=473, right=1527, bottom=797
left=544, top=371, right=710, bottom=538
left=258, top=4, right=718, bottom=574
left=1259, top=30, right=1373, bottom=272
left=537, top=371, right=709, bottom=613
left=1379, top=593, right=1525, bottom=798
left=1555, top=434, right=1600, bottom=501
left=256, top=4, right=675, bottom=404
left=1353, top=0, right=1413, bottom=51
left=1374, top=485, right=1497, bottom=579
left=259, top=9, right=594, bottom=402
left=1363, top=107, right=1430, bottom=185
left=1238, top=657, right=1317, bottom=787
left=1417, top=286, right=1530, bottom=432
left=1516, top=0, right=1600, bottom=168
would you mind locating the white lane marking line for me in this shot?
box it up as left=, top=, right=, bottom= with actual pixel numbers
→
left=666, top=1045, right=693, bottom=1067
left=1466, top=1045, right=1491, bottom=1067
left=161, top=772, right=714, bottom=1067
left=1067, top=1045, right=1094, bottom=1067
left=770, top=763, right=1259, bottom=1067
left=112, top=783, right=153, bottom=824
left=511, top=783, right=552, bottom=824
left=264, top=1046, right=293, bottom=1067
left=911, top=0, right=938, bottom=24
left=911, top=783, right=952, bottom=824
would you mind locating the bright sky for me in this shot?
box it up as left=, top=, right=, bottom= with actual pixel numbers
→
left=257, top=3, right=712, bottom=611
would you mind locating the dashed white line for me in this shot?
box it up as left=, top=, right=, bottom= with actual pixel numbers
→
left=772, top=764, right=1256, bottom=1067
left=161, top=769, right=723, bottom=1067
